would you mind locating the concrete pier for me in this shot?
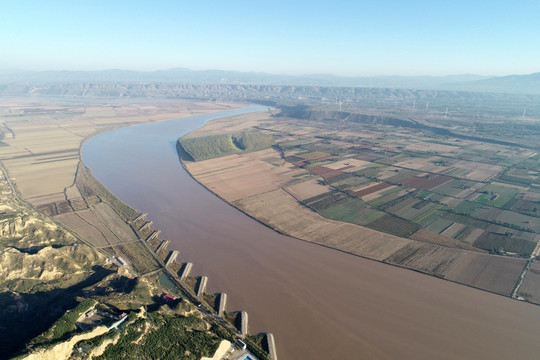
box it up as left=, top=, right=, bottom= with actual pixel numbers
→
left=145, top=230, right=160, bottom=242
left=165, top=250, right=178, bottom=267
left=197, top=276, right=208, bottom=298
left=155, top=239, right=170, bottom=254
left=132, top=212, right=147, bottom=223
left=266, top=333, right=278, bottom=360
left=138, top=220, right=153, bottom=232
left=240, top=311, right=248, bottom=337
left=180, top=262, right=192, bottom=280
left=217, top=293, right=227, bottom=316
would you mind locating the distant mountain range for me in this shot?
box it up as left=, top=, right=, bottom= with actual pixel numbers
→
left=0, top=68, right=538, bottom=95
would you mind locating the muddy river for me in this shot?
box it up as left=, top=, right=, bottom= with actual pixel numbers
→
left=82, top=105, right=540, bottom=360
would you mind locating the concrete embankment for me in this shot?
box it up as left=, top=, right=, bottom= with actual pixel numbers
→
left=131, top=212, right=147, bottom=223
left=145, top=230, right=160, bottom=242
left=179, top=262, right=192, bottom=279
left=240, top=311, right=248, bottom=337
left=138, top=220, right=152, bottom=232
left=155, top=239, right=170, bottom=254
left=217, top=293, right=227, bottom=316
left=197, top=276, right=208, bottom=298
left=165, top=250, right=179, bottom=267
left=266, top=333, right=277, bottom=360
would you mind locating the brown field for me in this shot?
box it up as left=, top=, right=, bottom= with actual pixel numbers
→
left=405, top=141, right=460, bottom=153
left=0, top=97, right=239, bottom=200
left=234, top=188, right=411, bottom=260
left=367, top=214, right=419, bottom=237
left=4, top=156, right=78, bottom=198
left=445, top=252, right=527, bottom=295
left=352, top=182, right=392, bottom=197
left=402, top=173, right=453, bottom=190
left=297, top=151, right=331, bottom=161
left=461, top=228, right=485, bottom=244
left=185, top=148, right=305, bottom=202
left=385, top=242, right=465, bottom=277
left=308, top=165, right=347, bottom=179
left=362, top=186, right=405, bottom=203
left=440, top=222, right=466, bottom=238
left=55, top=212, right=111, bottom=248
left=518, top=261, right=540, bottom=304
left=76, top=208, right=126, bottom=246
left=324, top=158, right=371, bottom=170
left=90, top=203, right=138, bottom=242
left=285, top=177, right=332, bottom=201
left=65, top=185, right=82, bottom=200
left=410, top=228, right=480, bottom=251
left=184, top=111, right=271, bottom=138
left=454, top=160, right=504, bottom=182
left=26, top=192, right=66, bottom=206
left=394, top=156, right=453, bottom=173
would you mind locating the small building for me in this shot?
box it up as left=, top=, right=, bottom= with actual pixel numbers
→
left=236, top=339, right=247, bottom=350
left=161, top=293, right=176, bottom=303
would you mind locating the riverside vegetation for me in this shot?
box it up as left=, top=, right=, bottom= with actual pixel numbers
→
left=179, top=131, right=274, bottom=161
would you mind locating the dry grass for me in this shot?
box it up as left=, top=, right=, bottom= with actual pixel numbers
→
left=185, top=111, right=271, bottom=138
left=285, top=177, right=332, bottom=201
left=55, top=212, right=111, bottom=248
left=55, top=203, right=138, bottom=248
left=4, top=157, right=78, bottom=198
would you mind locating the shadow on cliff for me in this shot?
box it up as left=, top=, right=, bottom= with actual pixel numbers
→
left=0, top=265, right=115, bottom=359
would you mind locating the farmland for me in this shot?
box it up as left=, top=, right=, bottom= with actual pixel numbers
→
left=0, top=98, right=271, bottom=359
left=0, top=98, right=243, bottom=277
left=181, top=105, right=540, bottom=304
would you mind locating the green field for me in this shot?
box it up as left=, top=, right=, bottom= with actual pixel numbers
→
left=412, top=205, right=448, bottom=227
left=431, top=179, right=479, bottom=198
left=320, top=198, right=384, bottom=226
left=331, top=175, right=370, bottom=190
left=474, top=232, right=537, bottom=256
left=454, top=200, right=484, bottom=215
left=496, top=210, right=540, bottom=233
left=179, top=131, right=274, bottom=161
left=425, top=218, right=454, bottom=233
left=367, top=214, right=420, bottom=237
left=475, top=184, right=520, bottom=208
left=366, top=187, right=407, bottom=208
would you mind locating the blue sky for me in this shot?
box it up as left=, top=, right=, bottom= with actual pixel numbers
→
left=1, top=0, right=539, bottom=76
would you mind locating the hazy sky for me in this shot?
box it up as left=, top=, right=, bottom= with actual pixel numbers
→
left=1, top=0, right=538, bottom=76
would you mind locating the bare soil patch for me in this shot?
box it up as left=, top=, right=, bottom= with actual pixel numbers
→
left=445, top=252, right=527, bottom=295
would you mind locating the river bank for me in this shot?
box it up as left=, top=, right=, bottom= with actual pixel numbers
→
left=82, top=105, right=540, bottom=360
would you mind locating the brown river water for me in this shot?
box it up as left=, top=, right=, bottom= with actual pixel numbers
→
left=82, top=106, right=540, bottom=360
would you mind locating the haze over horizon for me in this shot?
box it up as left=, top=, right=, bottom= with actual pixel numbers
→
left=1, top=1, right=539, bottom=77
